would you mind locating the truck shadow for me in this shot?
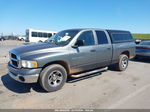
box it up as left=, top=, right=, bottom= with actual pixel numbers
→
left=130, top=58, right=150, bottom=64
left=1, top=74, right=47, bottom=93
left=1, top=72, right=104, bottom=93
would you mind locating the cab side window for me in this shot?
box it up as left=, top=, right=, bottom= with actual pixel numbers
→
left=77, top=31, right=95, bottom=46
left=96, top=31, right=108, bottom=44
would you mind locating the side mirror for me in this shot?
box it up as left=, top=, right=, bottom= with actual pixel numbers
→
left=72, top=40, right=84, bottom=48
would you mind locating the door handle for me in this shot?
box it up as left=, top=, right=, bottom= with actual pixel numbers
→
left=90, top=49, right=96, bottom=52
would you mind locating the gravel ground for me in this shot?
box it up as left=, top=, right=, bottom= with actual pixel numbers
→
left=0, top=40, right=150, bottom=109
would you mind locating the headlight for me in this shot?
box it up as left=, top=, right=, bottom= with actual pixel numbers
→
left=21, top=60, right=38, bottom=68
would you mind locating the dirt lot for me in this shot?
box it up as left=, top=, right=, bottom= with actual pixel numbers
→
left=0, top=40, right=150, bottom=109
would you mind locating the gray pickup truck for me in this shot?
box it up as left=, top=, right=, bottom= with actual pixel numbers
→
left=8, top=29, right=135, bottom=92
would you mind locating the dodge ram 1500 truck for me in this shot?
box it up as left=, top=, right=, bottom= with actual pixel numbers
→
left=8, top=29, right=135, bottom=92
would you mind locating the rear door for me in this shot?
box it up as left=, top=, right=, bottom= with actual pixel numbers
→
left=94, top=30, right=113, bottom=67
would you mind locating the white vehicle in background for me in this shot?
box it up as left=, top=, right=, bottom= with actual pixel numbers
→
left=18, top=36, right=26, bottom=41
left=26, top=29, right=57, bottom=42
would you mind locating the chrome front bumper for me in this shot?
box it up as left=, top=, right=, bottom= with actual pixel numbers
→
left=8, top=72, right=39, bottom=83
left=8, top=63, right=41, bottom=83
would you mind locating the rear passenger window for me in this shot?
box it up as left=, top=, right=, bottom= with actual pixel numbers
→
left=96, top=31, right=108, bottom=44
left=78, top=31, right=95, bottom=46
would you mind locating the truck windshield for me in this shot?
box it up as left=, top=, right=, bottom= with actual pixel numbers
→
left=45, top=30, right=80, bottom=46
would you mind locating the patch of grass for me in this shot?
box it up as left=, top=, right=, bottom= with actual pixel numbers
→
left=132, top=34, right=150, bottom=39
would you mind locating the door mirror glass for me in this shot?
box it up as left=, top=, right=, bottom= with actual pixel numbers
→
left=72, top=40, right=84, bottom=48
left=75, top=40, right=84, bottom=46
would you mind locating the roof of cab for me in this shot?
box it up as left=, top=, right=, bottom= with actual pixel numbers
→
left=64, top=28, right=130, bottom=33
left=106, top=30, right=130, bottom=34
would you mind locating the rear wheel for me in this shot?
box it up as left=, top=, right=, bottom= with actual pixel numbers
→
left=115, top=54, right=129, bottom=71
left=39, top=64, right=67, bottom=92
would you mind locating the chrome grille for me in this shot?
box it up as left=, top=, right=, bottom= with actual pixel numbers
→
left=11, top=53, right=17, bottom=59
left=10, top=53, right=19, bottom=68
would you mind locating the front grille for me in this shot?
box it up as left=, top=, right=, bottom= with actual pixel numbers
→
left=10, top=53, right=19, bottom=68
left=11, top=53, right=17, bottom=59
left=11, top=60, right=18, bottom=67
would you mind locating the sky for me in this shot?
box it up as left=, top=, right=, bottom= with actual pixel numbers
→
left=0, top=0, right=150, bottom=35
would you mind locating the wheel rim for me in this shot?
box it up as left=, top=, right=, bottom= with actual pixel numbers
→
left=121, top=57, right=128, bottom=68
left=48, top=70, right=63, bottom=87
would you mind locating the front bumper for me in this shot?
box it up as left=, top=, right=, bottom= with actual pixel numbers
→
left=8, top=72, right=39, bottom=83
left=8, top=63, right=42, bottom=83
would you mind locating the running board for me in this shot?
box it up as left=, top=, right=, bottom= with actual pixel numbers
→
left=71, top=67, right=108, bottom=78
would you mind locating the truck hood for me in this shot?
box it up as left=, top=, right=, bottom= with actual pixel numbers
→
left=11, top=42, right=59, bottom=54
left=10, top=42, right=63, bottom=59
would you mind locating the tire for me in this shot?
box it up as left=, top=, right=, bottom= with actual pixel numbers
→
left=39, top=64, right=67, bottom=92
left=115, top=54, right=129, bottom=71
left=21, top=38, right=24, bottom=41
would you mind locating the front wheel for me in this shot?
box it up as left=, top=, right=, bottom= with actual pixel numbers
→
left=39, top=64, right=67, bottom=92
left=115, top=54, right=129, bottom=71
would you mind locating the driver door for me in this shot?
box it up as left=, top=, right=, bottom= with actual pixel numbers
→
left=70, top=30, right=98, bottom=74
